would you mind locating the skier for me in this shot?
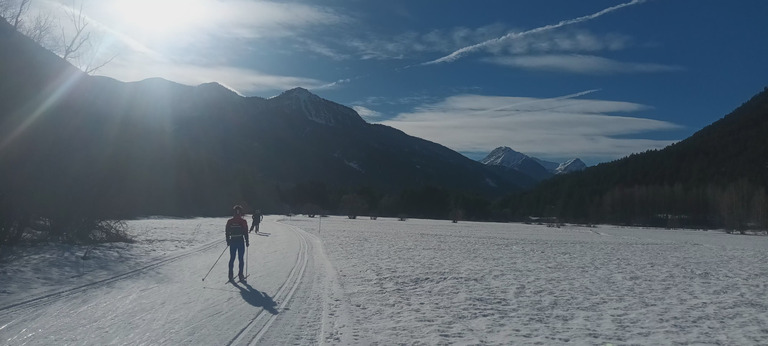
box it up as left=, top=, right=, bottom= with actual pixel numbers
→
left=226, top=205, right=249, bottom=282
left=250, top=209, right=263, bottom=233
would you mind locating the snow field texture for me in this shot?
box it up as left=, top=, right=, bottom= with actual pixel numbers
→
left=0, top=216, right=766, bottom=345
left=285, top=216, right=768, bottom=345
left=0, top=218, right=310, bottom=345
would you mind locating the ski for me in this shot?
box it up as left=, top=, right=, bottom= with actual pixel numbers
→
left=225, top=274, right=250, bottom=284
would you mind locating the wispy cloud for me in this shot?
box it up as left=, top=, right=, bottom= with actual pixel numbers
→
left=352, top=106, right=384, bottom=121
left=39, top=0, right=349, bottom=47
left=353, top=94, right=442, bottom=108
left=293, top=38, right=350, bottom=61
left=315, top=78, right=353, bottom=90
left=378, top=92, right=681, bottom=161
left=423, top=0, right=647, bottom=65
left=500, top=31, right=631, bottom=55
left=97, top=56, right=327, bottom=94
left=317, top=24, right=509, bottom=61
left=485, top=55, right=684, bottom=74
left=204, top=1, right=349, bottom=39
left=36, top=0, right=347, bottom=93
left=332, top=28, right=633, bottom=64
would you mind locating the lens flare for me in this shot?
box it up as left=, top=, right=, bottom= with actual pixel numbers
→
left=111, top=0, right=208, bottom=36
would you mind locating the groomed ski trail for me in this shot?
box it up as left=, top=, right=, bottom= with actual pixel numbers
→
left=227, top=219, right=356, bottom=345
left=0, top=239, right=222, bottom=316
left=0, top=217, right=354, bottom=345
left=226, top=221, right=309, bottom=345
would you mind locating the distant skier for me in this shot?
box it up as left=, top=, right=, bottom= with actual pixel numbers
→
left=226, top=205, right=249, bottom=282
left=250, top=209, right=263, bottom=233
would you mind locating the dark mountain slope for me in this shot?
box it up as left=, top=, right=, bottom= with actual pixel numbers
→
left=1, top=19, right=532, bottom=219
left=506, top=87, right=768, bottom=229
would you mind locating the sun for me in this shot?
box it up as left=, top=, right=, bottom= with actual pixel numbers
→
left=111, top=0, right=207, bottom=36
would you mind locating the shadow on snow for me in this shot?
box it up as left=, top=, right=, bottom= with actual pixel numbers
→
left=232, top=281, right=278, bottom=315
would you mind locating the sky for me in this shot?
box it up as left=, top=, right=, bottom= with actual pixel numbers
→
left=23, top=0, right=768, bottom=165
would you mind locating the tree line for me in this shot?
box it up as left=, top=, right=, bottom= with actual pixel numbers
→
left=260, top=179, right=768, bottom=233
left=4, top=174, right=766, bottom=246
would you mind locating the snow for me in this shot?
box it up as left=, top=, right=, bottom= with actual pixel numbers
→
left=481, top=147, right=586, bottom=175
left=273, top=88, right=364, bottom=127
left=344, top=160, right=364, bottom=172
left=2, top=216, right=767, bottom=345
left=555, top=158, right=587, bottom=174
left=480, top=146, right=528, bottom=167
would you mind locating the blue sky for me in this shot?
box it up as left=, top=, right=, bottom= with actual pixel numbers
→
left=29, top=0, right=768, bottom=165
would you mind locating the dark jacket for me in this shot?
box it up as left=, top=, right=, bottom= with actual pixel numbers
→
left=226, top=217, right=249, bottom=242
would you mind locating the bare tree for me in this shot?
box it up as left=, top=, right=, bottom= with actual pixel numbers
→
left=0, top=0, right=31, bottom=29
left=21, top=8, right=53, bottom=45
left=1, top=0, right=53, bottom=46
left=58, top=2, right=88, bottom=61
left=57, top=2, right=116, bottom=74
left=2, top=0, right=115, bottom=74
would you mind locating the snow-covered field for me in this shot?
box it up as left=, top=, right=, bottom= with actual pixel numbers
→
left=1, top=216, right=767, bottom=345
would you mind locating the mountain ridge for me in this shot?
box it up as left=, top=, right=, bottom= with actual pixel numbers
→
left=480, top=146, right=585, bottom=181
left=0, top=20, right=533, bottom=218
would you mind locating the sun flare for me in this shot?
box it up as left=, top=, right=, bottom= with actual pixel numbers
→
left=112, top=0, right=207, bottom=35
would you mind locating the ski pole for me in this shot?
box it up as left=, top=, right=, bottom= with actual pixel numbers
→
left=202, top=244, right=229, bottom=281
left=245, top=243, right=248, bottom=277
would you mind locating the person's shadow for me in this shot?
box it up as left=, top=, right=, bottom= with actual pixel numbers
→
left=232, top=281, right=279, bottom=315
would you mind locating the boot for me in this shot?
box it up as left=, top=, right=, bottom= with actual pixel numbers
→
left=239, top=272, right=245, bottom=282
left=228, top=270, right=234, bottom=282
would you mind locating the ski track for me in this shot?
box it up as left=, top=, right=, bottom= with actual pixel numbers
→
left=247, top=220, right=356, bottom=345
left=2, top=216, right=767, bottom=344
left=0, top=217, right=346, bottom=345
left=227, top=222, right=309, bottom=345
left=0, top=240, right=221, bottom=316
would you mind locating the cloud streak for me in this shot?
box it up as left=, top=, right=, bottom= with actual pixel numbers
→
left=485, top=55, right=684, bottom=74
left=378, top=91, right=680, bottom=161
left=352, top=106, right=384, bottom=121
left=97, top=55, right=327, bottom=94
left=423, top=0, right=646, bottom=65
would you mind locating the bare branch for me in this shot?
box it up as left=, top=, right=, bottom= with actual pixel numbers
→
left=11, top=0, right=30, bottom=29
left=60, top=2, right=90, bottom=61
left=83, top=53, right=117, bottom=75
left=0, top=0, right=31, bottom=29
left=20, top=10, right=54, bottom=45
left=3, top=0, right=116, bottom=75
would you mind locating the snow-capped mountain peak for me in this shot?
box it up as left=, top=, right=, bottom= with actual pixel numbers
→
left=276, top=87, right=317, bottom=100
left=481, top=146, right=587, bottom=181
left=555, top=158, right=587, bottom=174
left=270, top=87, right=365, bottom=127
left=480, top=146, right=529, bottom=167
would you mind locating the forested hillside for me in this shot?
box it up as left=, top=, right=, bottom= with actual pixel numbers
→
left=501, top=87, right=768, bottom=231
left=0, top=18, right=525, bottom=244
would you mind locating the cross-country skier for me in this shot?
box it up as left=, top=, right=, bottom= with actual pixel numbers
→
left=250, top=209, right=263, bottom=233
left=226, top=205, right=249, bottom=282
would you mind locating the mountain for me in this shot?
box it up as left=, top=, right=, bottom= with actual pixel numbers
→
left=505, top=86, right=768, bottom=229
left=480, top=146, right=585, bottom=181
left=0, top=20, right=534, bottom=219
left=480, top=147, right=552, bottom=182
left=269, top=87, right=365, bottom=127
left=555, top=158, right=587, bottom=175
left=480, top=147, right=528, bottom=167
